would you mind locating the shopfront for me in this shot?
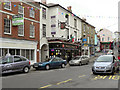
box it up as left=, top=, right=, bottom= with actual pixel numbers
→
left=49, top=43, right=81, bottom=62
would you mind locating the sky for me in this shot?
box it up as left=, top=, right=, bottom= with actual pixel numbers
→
left=36, top=0, right=120, bottom=33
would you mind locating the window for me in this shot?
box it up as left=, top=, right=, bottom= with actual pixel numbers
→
left=18, top=5, right=24, bottom=14
left=4, top=1, right=11, bottom=10
left=42, top=24, right=46, bottom=37
left=30, top=24, right=35, bottom=37
left=18, top=25, right=24, bottom=36
left=30, top=9, right=35, bottom=18
left=31, top=50, right=34, bottom=61
left=2, top=48, right=8, bottom=57
left=21, top=49, right=26, bottom=57
left=108, top=37, right=110, bottom=41
left=74, top=19, right=77, bottom=28
left=26, top=50, right=30, bottom=60
left=9, top=49, right=15, bottom=55
left=102, top=37, right=104, bottom=41
left=4, top=18, right=11, bottom=34
left=74, top=31, right=77, bottom=41
left=3, top=57, right=13, bottom=64
left=14, top=56, right=22, bottom=62
left=16, top=49, right=20, bottom=55
left=42, top=8, right=46, bottom=19
left=83, top=24, right=86, bottom=31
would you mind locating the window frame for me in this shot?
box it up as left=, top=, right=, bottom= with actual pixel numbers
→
left=4, top=18, right=11, bottom=35
left=18, top=24, right=24, bottom=36
left=4, top=1, right=12, bottom=11
left=29, top=24, right=35, bottom=38
left=30, top=9, right=35, bottom=18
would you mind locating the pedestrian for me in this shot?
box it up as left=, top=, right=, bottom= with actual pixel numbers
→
left=6, top=53, right=11, bottom=56
left=45, top=56, right=50, bottom=62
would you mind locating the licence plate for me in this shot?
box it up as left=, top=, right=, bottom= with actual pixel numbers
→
left=34, top=65, right=38, bottom=67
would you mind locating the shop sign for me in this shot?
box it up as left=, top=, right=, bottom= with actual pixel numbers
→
left=51, top=49, right=54, bottom=51
left=12, top=14, right=24, bottom=26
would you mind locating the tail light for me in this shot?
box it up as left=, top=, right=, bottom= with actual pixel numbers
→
left=29, top=60, right=31, bottom=65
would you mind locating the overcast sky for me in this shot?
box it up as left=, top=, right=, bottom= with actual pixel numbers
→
left=36, top=0, right=119, bottom=32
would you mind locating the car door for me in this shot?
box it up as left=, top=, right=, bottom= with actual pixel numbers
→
left=2, top=56, right=14, bottom=73
left=12, top=56, right=24, bottom=71
left=51, top=57, right=60, bottom=68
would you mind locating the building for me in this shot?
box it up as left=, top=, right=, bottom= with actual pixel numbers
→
left=81, top=19, right=96, bottom=57
left=97, top=28, right=113, bottom=50
left=0, top=1, right=40, bottom=64
left=46, top=4, right=82, bottom=62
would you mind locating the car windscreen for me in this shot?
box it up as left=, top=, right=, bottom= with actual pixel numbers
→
left=72, top=57, right=80, bottom=60
left=96, top=56, right=113, bottom=62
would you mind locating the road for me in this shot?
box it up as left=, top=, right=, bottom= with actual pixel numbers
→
left=2, top=53, right=120, bottom=89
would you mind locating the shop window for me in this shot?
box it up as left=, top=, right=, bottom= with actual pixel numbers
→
left=2, top=48, right=8, bottom=57
left=31, top=50, right=34, bottom=61
left=0, top=48, right=1, bottom=57
left=9, top=49, right=15, bottom=55
left=16, top=49, right=20, bottom=55
left=21, top=49, right=26, bottom=57
left=26, top=50, right=30, bottom=60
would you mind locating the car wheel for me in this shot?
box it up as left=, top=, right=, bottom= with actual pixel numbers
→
left=45, top=65, right=50, bottom=70
left=111, top=68, right=115, bottom=75
left=23, top=66, right=29, bottom=73
left=61, top=63, right=65, bottom=68
left=79, top=62, right=82, bottom=66
left=93, top=72, right=96, bottom=75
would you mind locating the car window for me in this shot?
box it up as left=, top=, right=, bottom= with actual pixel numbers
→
left=72, top=57, right=80, bottom=60
left=2, top=56, right=13, bottom=64
left=21, top=57, right=27, bottom=61
left=14, top=56, right=22, bottom=62
left=96, top=56, right=113, bottom=62
left=52, top=57, right=59, bottom=61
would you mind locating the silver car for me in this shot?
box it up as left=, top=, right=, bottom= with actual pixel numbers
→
left=92, top=55, right=119, bottom=75
left=69, top=56, right=89, bottom=66
left=0, top=55, right=31, bottom=74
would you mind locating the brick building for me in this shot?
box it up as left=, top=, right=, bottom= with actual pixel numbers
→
left=0, top=1, right=40, bottom=64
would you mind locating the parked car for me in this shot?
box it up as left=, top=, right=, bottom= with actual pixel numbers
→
left=33, top=57, right=67, bottom=70
left=0, top=55, right=31, bottom=74
left=92, top=55, right=119, bottom=75
left=107, top=50, right=113, bottom=55
left=69, top=56, right=89, bottom=66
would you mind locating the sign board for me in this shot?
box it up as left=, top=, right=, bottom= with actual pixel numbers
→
left=83, top=38, right=87, bottom=42
left=12, top=14, right=24, bottom=26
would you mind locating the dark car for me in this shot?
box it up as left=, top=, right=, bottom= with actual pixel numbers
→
left=33, top=57, right=67, bottom=70
left=0, top=55, right=31, bottom=74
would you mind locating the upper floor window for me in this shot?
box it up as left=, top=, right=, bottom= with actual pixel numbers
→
left=30, top=9, right=35, bottom=18
left=102, top=37, right=104, bottom=41
left=30, top=24, right=35, bottom=38
left=83, top=24, right=86, bottom=31
left=108, top=37, right=110, bottom=41
left=42, top=24, right=46, bottom=37
left=74, top=18, right=77, bottom=28
left=4, top=1, right=11, bottom=10
left=18, top=5, right=24, bottom=14
left=42, top=8, right=46, bottom=19
left=18, top=25, right=24, bottom=36
left=4, top=18, right=11, bottom=34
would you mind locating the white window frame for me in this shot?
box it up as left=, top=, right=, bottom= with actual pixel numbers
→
left=18, top=24, right=24, bottom=36
left=30, top=24, right=35, bottom=38
left=30, top=9, right=35, bottom=18
left=4, top=18, right=11, bottom=35
left=18, top=5, right=24, bottom=14
left=4, top=1, right=12, bottom=11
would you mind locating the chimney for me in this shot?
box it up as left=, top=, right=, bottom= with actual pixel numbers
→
left=41, top=0, right=47, bottom=4
left=67, top=6, right=72, bottom=12
left=82, top=17, right=86, bottom=21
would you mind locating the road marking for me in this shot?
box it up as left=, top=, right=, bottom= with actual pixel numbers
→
left=40, top=84, right=52, bottom=89
left=57, top=79, right=72, bottom=85
left=79, top=75, right=86, bottom=78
